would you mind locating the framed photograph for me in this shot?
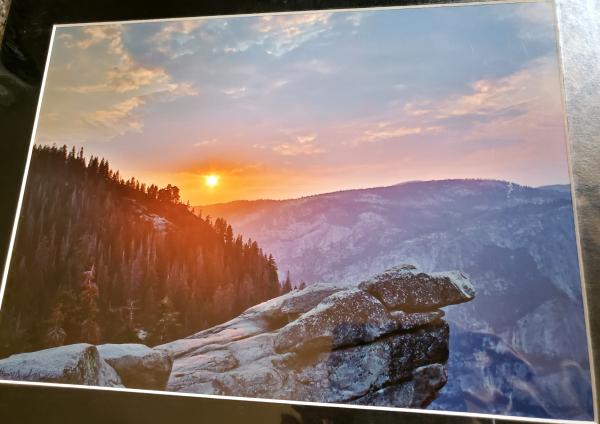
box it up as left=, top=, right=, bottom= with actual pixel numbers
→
left=0, top=0, right=598, bottom=423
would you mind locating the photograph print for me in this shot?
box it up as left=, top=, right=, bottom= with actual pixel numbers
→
left=0, top=1, right=595, bottom=421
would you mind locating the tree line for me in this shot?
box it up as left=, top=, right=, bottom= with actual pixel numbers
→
left=0, top=145, right=282, bottom=356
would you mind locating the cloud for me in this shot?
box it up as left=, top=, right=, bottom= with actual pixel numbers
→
left=273, top=132, right=323, bottom=156
left=152, top=20, right=205, bottom=58
left=358, top=123, right=441, bottom=143
left=273, top=143, right=324, bottom=156
left=76, top=26, right=124, bottom=50
left=66, top=25, right=196, bottom=94
left=270, top=79, right=289, bottom=90
left=348, top=55, right=559, bottom=148
left=83, top=82, right=197, bottom=136
left=154, top=19, right=204, bottom=40
left=254, top=12, right=331, bottom=36
left=296, top=134, right=316, bottom=144
left=432, top=56, right=559, bottom=127
left=448, top=57, right=564, bottom=147
left=345, top=13, right=364, bottom=27
left=293, top=59, right=336, bottom=75
left=50, top=25, right=199, bottom=139
left=403, top=102, right=433, bottom=117
left=193, top=138, right=217, bottom=147
left=85, top=96, right=146, bottom=135
left=64, top=66, right=170, bottom=94
left=222, top=86, right=247, bottom=99
left=223, top=12, right=333, bottom=57
left=357, top=55, right=561, bottom=149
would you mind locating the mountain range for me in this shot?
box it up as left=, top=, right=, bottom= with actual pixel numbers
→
left=198, top=179, right=593, bottom=419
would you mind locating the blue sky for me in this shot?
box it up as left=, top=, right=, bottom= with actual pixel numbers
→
left=36, top=1, right=569, bottom=204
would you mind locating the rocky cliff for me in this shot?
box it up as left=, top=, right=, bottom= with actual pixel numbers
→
left=157, top=265, right=473, bottom=407
left=0, top=265, right=474, bottom=409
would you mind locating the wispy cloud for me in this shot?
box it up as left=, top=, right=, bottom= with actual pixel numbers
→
left=51, top=25, right=198, bottom=138
left=273, top=132, right=323, bottom=156
left=223, top=12, right=333, bottom=57
left=193, top=138, right=217, bottom=147
left=273, top=143, right=324, bottom=156
left=222, top=86, right=248, bottom=99
left=154, top=19, right=204, bottom=40
left=293, top=59, right=337, bottom=74
left=83, top=83, right=197, bottom=137
left=345, top=12, right=364, bottom=27
left=63, top=67, right=170, bottom=94
left=85, top=96, right=146, bottom=135
left=357, top=123, right=441, bottom=144
left=63, top=25, right=180, bottom=94
left=152, top=20, right=205, bottom=58
left=296, top=134, right=316, bottom=144
left=270, top=79, right=289, bottom=90
left=432, top=56, right=558, bottom=128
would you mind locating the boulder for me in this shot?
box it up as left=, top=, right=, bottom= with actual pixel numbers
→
left=274, top=289, right=395, bottom=353
left=97, top=344, right=173, bottom=390
left=0, top=343, right=122, bottom=387
left=359, top=265, right=475, bottom=311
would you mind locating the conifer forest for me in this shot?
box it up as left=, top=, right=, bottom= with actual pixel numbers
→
left=0, top=145, right=281, bottom=356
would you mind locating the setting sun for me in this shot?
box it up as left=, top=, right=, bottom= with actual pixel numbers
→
left=205, top=174, right=220, bottom=187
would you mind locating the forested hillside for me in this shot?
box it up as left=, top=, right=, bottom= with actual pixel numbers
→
left=0, top=145, right=280, bottom=357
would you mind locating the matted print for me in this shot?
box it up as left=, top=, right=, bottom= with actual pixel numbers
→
left=0, top=1, right=594, bottom=421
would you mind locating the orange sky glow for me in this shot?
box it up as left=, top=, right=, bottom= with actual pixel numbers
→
left=35, top=3, right=570, bottom=206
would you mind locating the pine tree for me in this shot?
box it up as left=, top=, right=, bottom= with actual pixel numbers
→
left=80, top=265, right=101, bottom=344
left=46, top=306, right=67, bottom=347
left=281, top=270, right=293, bottom=294
left=151, top=296, right=181, bottom=345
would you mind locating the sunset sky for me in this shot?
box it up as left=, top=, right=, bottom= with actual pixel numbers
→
left=35, top=1, right=569, bottom=205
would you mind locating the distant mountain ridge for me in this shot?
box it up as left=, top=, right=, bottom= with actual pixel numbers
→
left=198, top=178, right=592, bottom=419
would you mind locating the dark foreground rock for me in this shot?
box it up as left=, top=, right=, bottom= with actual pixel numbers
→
left=158, top=265, right=474, bottom=408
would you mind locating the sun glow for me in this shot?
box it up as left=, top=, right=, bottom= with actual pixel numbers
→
left=205, top=174, right=220, bottom=187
